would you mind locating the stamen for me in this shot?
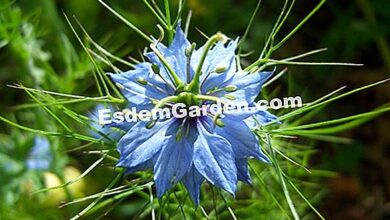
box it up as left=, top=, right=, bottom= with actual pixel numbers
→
left=150, top=44, right=184, bottom=88
left=215, top=118, right=225, bottom=127
left=136, top=78, right=148, bottom=85
left=115, top=82, right=125, bottom=90
left=187, top=32, right=227, bottom=94
left=175, top=119, right=187, bottom=141
left=146, top=119, right=157, bottom=129
left=224, top=85, right=237, bottom=92
left=212, top=113, right=225, bottom=128
left=215, top=66, right=227, bottom=74
left=151, top=64, right=176, bottom=91
left=152, top=63, right=160, bottom=75
left=185, top=43, right=196, bottom=83
left=224, top=94, right=236, bottom=100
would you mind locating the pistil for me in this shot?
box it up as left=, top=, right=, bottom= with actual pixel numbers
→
left=187, top=32, right=227, bottom=94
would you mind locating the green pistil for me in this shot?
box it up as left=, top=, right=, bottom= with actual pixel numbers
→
left=153, top=95, right=179, bottom=109
left=177, top=92, right=196, bottom=106
left=185, top=43, right=196, bottom=83
left=187, top=32, right=227, bottom=94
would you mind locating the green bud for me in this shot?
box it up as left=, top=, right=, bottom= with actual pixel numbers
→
left=152, top=64, right=160, bottom=75
left=146, top=120, right=157, bottom=129
left=224, top=85, right=237, bottom=92
left=136, top=78, right=148, bottom=85
left=215, top=66, right=227, bottom=74
left=224, top=94, right=236, bottom=100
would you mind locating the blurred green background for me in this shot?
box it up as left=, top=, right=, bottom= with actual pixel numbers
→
left=0, top=0, right=389, bottom=219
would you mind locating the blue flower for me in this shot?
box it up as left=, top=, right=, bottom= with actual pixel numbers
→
left=109, top=26, right=276, bottom=205
left=26, top=136, right=52, bottom=170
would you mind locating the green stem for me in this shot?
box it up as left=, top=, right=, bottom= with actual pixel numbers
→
left=356, top=0, right=390, bottom=71
left=85, top=182, right=153, bottom=218
left=143, top=0, right=169, bottom=30
left=273, top=0, right=326, bottom=51
left=99, top=0, right=153, bottom=43
left=164, top=0, right=173, bottom=43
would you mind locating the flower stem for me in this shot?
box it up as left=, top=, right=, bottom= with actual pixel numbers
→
left=164, top=0, right=174, bottom=43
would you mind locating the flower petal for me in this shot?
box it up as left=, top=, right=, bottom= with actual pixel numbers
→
left=108, top=63, right=173, bottom=108
left=145, top=25, right=192, bottom=83
left=196, top=40, right=239, bottom=93
left=26, top=136, right=52, bottom=170
left=211, top=71, right=273, bottom=104
left=116, top=119, right=175, bottom=169
left=244, top=109, right=279, bottom=129
left=215, top=113, right=270, bottom=163
left=182, top=165, right=204, bottom=206
left=154, top=123, right=197, bottom=198
left=236, top=158, right=252, bottom=184
left=193, top=121, right=237, bottom=195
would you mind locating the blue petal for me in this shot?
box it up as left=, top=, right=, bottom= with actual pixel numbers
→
left=210, top=71, right=273, bottom=104
left=154, top=127, right=196, bottom=198
left=26, top=160, right=50, bottom=170
left=26, top=136, right=52, bottom=170
left=30, top=136, right=50, bottom=156
left=116, top=119, right=175, bottom=169
left=108, top=63, right=173, bottom=107
left=193, top=121, right=237, bottom=195
left=145, top=25, right=192, bottom=83
left=182, top=165, right=204, bottom=206
left=236, top=158, right=252, bottom=184
left=195, top=39, right=239, bottom=93
left=245, top=109, right=279, bottom=129
left=125, top=158, right=155, bottom=175
left=215, top=113, right=270, bottom=163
